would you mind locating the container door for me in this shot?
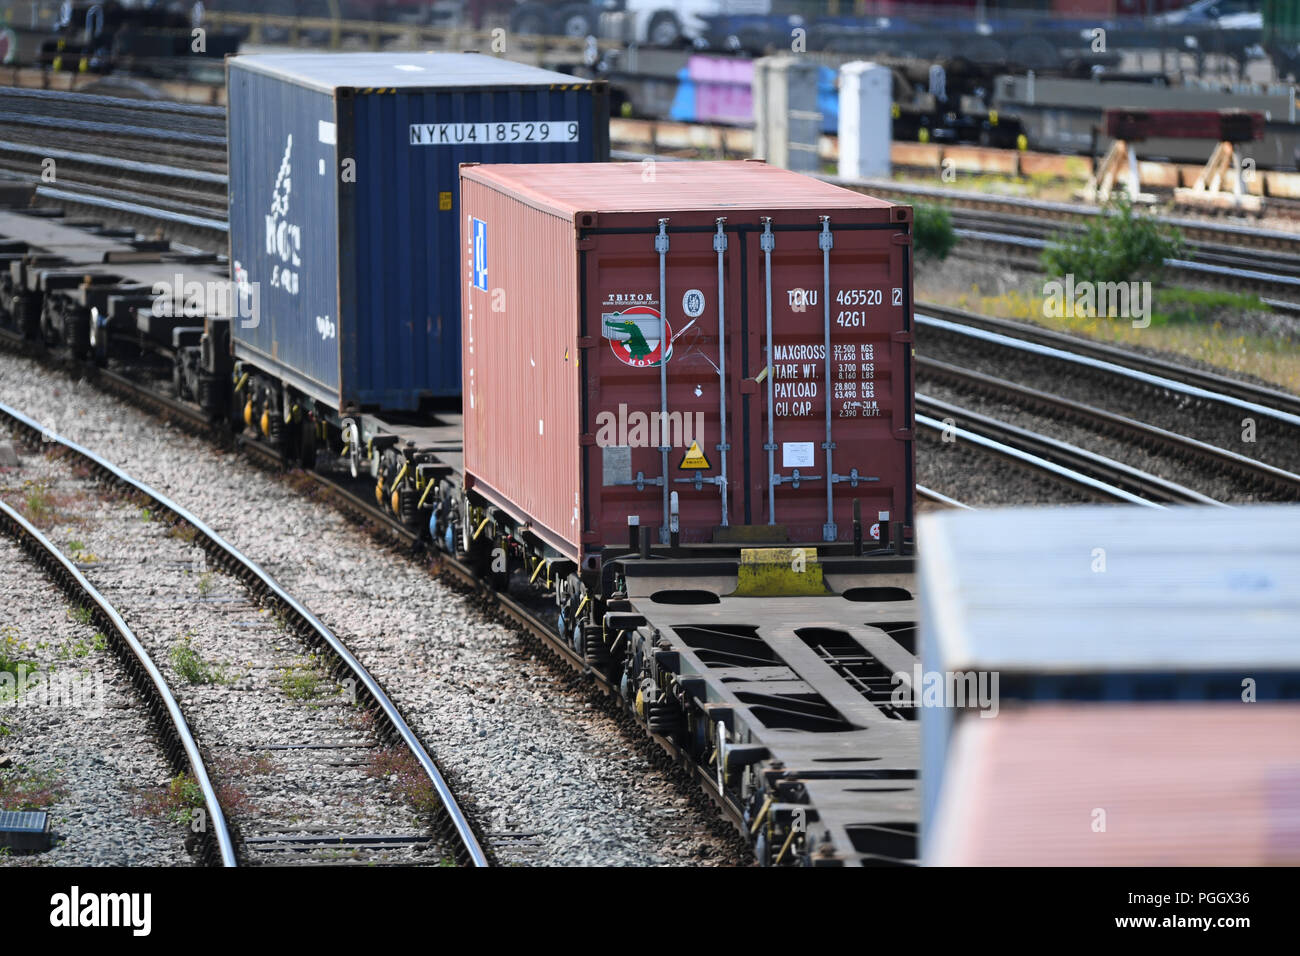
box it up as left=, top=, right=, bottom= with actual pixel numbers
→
left=741, top=215, right=913, bottom=544
left=587, top=220, right=744, bottom=546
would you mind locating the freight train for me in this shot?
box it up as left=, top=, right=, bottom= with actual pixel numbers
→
left=0, top=51, right=919, bottom=866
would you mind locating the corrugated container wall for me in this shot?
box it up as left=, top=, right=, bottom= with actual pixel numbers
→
left=461, top=161, right=915, bottom=562
left=917, top=504, right=1300, bottom=857
left=927, top=703, right=1300, bottom=866
left=227, top=53, right=608, bottom=414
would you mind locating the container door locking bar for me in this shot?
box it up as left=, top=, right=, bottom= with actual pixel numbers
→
left=656, top=218, right=671, bottom=544
left=674, top=219, right=731, bottom=506
left=713, top=217, right=730, bottom=528
left=820, top=217, right=836, bottom=542
left=761, top=217, right=777, bottom=525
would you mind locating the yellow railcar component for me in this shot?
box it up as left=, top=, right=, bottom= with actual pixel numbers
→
left=243, top=399, right=254, bottom=426
left=733, top=548, right=825, bottom=597
left=417, top=479, right=437, bottom=510
left=529, top=558, right=549, bottom=585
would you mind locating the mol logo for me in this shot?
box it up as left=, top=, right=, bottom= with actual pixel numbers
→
left=601, top=306, right=689, bottom=368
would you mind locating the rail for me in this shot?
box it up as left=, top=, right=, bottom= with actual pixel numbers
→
left=0, top=399, right=489, bottom=867
left=0, top=497, right=238, bottom=867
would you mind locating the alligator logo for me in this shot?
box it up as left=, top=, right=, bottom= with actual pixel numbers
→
left=601, top=305, right=682, bottom=368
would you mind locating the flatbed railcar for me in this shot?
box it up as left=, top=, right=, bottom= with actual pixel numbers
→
left=0, top=201, right=233, bottom=408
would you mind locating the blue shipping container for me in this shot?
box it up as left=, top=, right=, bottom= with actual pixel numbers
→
left=227, top=53, right=609, bottom=413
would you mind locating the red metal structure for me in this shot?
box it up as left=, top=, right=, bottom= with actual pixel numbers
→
left=1105, top=108, right=1266, bottom=143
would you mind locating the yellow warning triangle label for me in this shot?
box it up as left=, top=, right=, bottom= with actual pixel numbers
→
left=679, top=440, right=711, bottom=470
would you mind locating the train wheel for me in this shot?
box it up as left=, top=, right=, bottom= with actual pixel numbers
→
left=299, top=423, right=314, bottom=470
left=13, top=294, right=39, bottom=339
left=65, top=308, right=90, bottom=361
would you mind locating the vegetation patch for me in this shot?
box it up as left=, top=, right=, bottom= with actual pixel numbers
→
left=2, top=480, right=85, bottom=530
left=167, top=523, right=199, bottom=545
left=134, top=773, right=252, bottom=827
left=211, top=753, right=276, bottom=778
left=169, top=634, right=224, bottom=685
left=277, top=653, right=333, bottom=703
left=913, top=203, right=957, bottom=261
left=196, top=571, right=216, bottom=598
left=365, top=748, right=442, bottom=817
left=0, top=628, right=39, bottom=701
left=1041, top=197, right=1184, bottom=285
left=0, top=767, right=66, bottom=811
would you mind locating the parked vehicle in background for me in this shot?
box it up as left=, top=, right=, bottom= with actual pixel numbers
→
left=509, top=0, right=771, bottom=46
left=1154, top=0, right=1261, bottom=28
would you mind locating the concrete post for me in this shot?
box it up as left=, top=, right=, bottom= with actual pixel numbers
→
left=752, top=55, right=821, bottom=172
left=838, top=61, right=892, bottom=180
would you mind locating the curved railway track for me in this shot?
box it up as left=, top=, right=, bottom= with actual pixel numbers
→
left=0, top=312, right=760, bottom=842
left=0, top=399, right=489, bottom=868
left=261, top=462, right=755, bottom=837
left=0, top=496, right=237, bottom=866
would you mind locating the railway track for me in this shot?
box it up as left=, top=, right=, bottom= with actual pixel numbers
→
left=950, top=206, right=1300, bottom=284
left=246, top=456, right=756, bottom=838
left=6, top=84, right=1300, bottom=273
left=919, top=356, right=1300, bottom=500
left=0, top=398, right=489, bottom=867
left=951, top=224, right=1300, bottom=305
left=915, top=484, right=972, bottom=510
left=917, top=396, right=1220, bottom=507
left=0, top=313, right=762, bottom=846
left=914, top=303, right=1300, bottom=505
left=0, top=326, right=756, bottom=862
left=916, top=304, right=1300, bottom=430
left=0, top=495, right=237, bottom=866
left=829, top=175, right=1300, bottom=254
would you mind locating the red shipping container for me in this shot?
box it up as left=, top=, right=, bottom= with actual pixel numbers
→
left=927, top=702, right=1300, bottom=866
left=459, top=161, right=915, bottom=562
left=1105, top=108, right=1265, bottom=144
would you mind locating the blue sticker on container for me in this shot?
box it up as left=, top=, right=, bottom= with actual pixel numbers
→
left=472, top=217, right=488, bottom=292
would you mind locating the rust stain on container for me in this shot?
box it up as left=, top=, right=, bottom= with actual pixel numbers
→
left=461, top=161, right=914, bottom=562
